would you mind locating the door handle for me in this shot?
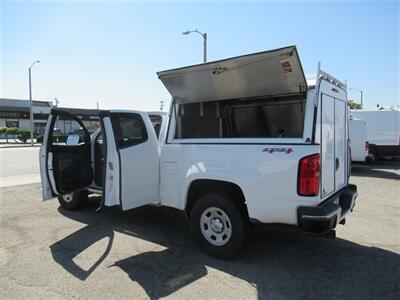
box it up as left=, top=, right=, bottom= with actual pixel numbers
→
left=336, top=158, right=340, bottom=170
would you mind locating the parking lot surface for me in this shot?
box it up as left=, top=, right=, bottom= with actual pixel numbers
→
left=0, top=160, right=399, bottom=299
left=0, top=147, right=40, bottom=187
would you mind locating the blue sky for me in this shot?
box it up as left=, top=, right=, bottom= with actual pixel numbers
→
left=1, top=0, right=399, bottom=110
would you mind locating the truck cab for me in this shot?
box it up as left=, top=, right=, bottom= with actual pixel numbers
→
left=40, top=111, right=168, bottom=210
left=40, top=46, right=358, bottom=258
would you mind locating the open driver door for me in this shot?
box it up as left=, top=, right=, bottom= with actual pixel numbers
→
left=40, top=109, right=93, bottom=200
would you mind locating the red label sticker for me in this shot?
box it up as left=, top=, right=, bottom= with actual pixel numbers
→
left=281, top=60, right=293, bottom=73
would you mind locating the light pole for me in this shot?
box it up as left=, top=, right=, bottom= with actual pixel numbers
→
left=182, top=29, right=207, bottom=62
left=29, top=60, right=40, bottom=146
left=349, top=87, right=363, bottom=108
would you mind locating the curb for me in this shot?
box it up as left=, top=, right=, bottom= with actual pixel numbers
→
left=0, top=144, right=41, bottom=149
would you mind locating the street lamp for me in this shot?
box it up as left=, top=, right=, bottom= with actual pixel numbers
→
left=182, top=29, right=207, bottom=62
left=29, top=60, right=40, bottom=146
left=349, top=87, right=363, bottom=108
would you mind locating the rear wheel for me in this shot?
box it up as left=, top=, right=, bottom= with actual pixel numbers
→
left=190, top=192, right=248, bottom=259
left=58, top=190, right=88, bottom=210
left=368, top=146, right=379, bottom=164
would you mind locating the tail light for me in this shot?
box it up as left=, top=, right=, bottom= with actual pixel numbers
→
left=365, top=141, right=369, bottom=151
left=298, top=154, right=320, bottom=196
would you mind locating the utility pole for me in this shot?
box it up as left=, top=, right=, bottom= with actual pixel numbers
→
left=28, top=60, right=40, bottom=146
left=182, top=29, right=208, bottom=62
left=203, top=32, right=207, bottom=63
left=349, top=88, right=363, bottom=108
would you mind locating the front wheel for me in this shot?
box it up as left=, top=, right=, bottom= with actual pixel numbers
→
left=57, top=190, right=88, bottom=210
left=190, top=192, right=248, bottom=259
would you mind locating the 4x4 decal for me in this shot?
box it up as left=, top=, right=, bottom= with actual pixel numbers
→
left=263, top=147, right=293, bottom=154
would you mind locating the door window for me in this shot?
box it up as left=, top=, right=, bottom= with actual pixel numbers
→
left=50, top=114, right=89, bottom=146
left=149, top=115, right=162, bottom=138
left=111, top=114, right=148, bottom=148
left=46, top=110, right=92, bottom=194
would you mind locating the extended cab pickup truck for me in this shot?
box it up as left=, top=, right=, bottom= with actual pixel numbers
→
left=40, top=46, right=358, bottom=258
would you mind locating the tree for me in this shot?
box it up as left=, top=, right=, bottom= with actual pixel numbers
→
left=348, top=99, right=362, bottom=109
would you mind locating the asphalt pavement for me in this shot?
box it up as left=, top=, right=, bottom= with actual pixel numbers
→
left=0, top=152, right=399, bottom=299
left=0, top=146, right=40, bottom=187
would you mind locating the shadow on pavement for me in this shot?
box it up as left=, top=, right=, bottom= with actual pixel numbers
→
left=50, top=224, right=114, bottom=280
left=351, top=160, right=400, bottom=180
left=50, top=198, right=400, bottom=299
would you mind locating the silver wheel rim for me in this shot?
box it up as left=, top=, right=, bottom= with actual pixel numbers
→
left=200, top=207, right=232, bottom=246
left=62, top=193, right=74, bottom=203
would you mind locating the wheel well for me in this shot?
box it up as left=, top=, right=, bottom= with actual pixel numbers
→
left=186, top=179, right=249, bottom=218
left=369, top=144, right=379, bottom=155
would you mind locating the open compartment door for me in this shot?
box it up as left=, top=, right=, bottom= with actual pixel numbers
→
left=157, top=45, right=308, bottom=104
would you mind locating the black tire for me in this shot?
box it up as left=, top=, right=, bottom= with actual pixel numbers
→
left=368, top=146, right=379, bottom=164
left=57, top=190, right=88, bottom=210
left=190, top=192, right=248, bottom=259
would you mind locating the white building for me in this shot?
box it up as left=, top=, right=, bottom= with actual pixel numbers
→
left=0, top=98, right=99, bottom=135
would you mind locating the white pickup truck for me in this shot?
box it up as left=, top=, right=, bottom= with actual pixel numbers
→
left=40, top=46, right=358, bottom=258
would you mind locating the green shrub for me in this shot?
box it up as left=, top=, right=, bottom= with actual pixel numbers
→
left=5, top=127, right=19, bottom=135
left=1, top=127, right=37, bottom=143
left=16, top=128, right=31, bottom=143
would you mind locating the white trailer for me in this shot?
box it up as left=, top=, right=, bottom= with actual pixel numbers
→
left=40, top=46, right=357, bottom=258
left=350, top=108, right=400, bottom=160
left=349, top=117, right=369, bottom=162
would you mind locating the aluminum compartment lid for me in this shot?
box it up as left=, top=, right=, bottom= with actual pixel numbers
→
left=157, top=45, right=308, bottom=104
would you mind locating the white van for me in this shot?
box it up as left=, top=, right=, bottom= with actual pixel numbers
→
left=351, top=108, right=400, bottom=160
left=40, top=46, right=357, bottom=258
left=349, top=117, right=369, bottom=162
